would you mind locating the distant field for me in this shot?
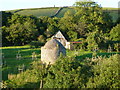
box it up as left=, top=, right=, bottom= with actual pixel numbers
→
left=7, top=7, right=59, bottom=17
left=16, top=8, right=58, bottom=17
left=6, top=7, right=119, bottom=22
left=102, top=8, right=119, bottom=22
left=56, top=7, right=75, bottom=17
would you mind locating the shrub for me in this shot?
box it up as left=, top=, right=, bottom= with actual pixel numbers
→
left=86, top=54, right=120, bottom=88
left=29, top=41, right=44, bottom=48
left=43, top=56, right=92, bottom=88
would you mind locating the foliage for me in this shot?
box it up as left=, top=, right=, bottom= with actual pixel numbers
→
left=29, top=41, right=43, bottom=48
left=2, top=45, right=40, bottom=81
left=110, top=24, right=120, bottom=41
left=110, top=24, right=120, bottom=52
left=2, top=3, right=116, bottom=51
left=4, top=61, right=44, bottom=88
left=37, top=35, right=46, bottom=44
left=86, top=54, right=120, bottom=88
left=2, top=11, right=13, bottom=26
left=59, top=11, right=76, bottom=40
left=2, top=14, right=39, bottom=46
left=115, top=16, right=120, bottom=25
left=86, top=30, right=105, bottom=51
left=74, top=0, right=113, bottom=35
left=41, top=55, right=91, bottom=88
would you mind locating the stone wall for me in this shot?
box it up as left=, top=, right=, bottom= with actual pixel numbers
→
left=41, top=46, right=59, bottom=64
left=41, top=39, right=66, bottom=64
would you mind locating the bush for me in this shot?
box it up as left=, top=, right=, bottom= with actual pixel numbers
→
left=29, top=41, right=44, bottom=48
left=43, top=56, right=92, bottom=88
left=86, top=54, right=120, bottom=88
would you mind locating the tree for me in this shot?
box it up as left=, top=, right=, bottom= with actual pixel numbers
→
left=4, top=14, right=38, bottom=45
left=115, top=16, right=120, bottom=25
left=43, top=56, right=92, bottom=88
left=74, top=0, right=113, bottom=37
left=59, top=11, right=77, bottom=40
left=110, top=24, right=120, bottom=51
left=110, top=24, right=120, bottom=41
left=86, top=54, right=120, bottom=88
left=86, top=30, right=105, bottom=51
left=2, top=11, right=12, bottom=26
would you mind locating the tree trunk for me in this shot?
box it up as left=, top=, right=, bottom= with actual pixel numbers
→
left=40, top=80, right=43, bottom=88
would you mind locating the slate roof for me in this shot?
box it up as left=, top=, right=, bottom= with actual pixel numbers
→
left=53, top=31, right=67, bottom=41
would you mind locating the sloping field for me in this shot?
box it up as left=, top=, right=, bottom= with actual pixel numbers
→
left=7, top=7, right=119, bottom=22
left=16, top=8, right=59, bottom=17
left=56, top=7, right=75, bottom=17
left=7, top=7, right=59, bottom=17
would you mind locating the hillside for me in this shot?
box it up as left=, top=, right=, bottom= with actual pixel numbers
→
left=6, top=7, right=119, bottom=22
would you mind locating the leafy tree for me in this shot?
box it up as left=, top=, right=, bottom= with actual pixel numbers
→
left=74, top=0, right=113, bottom=37
left=44, top=25, right=58, bottom=38
left=110, top=24, right=120, bottom=41
left=43, top=56, right=92, bottom=88
left=67, top=30, right=78, bottom=41
left=115, top=16, right=120, bottom=25
left=86, top=54, right=120, bottom=88
left=2, top=26, right=12, bottom=46
left=86, top=30, right=105, bottom=51
left=110, top=24, right=120, bottom=51
left=2, top=11, right=13, bottom=26
left=59, top=11, right=77, bottom=40
left=4, top=14, right=38, bottom=45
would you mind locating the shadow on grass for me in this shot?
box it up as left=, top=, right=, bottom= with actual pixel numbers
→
left=2, top=59, right=34, bottom=81
left=2, top=46, right=41, bottom=81
left=75, top=53, right=92, bottom=60
left=75, top=52, right=120, bottom=60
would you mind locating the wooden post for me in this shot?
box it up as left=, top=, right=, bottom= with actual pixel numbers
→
left=16, top=51, right=22, bottom=60
left=32, top=52, right=37, bottom=60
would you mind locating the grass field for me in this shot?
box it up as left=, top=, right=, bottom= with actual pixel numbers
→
left=16, top=8, right=59, bottom=17
left=1, top=45, right=41, bottom=80
left=1, top=45, right=120, bottom=82
left=6, top=7, right=119, bottom=22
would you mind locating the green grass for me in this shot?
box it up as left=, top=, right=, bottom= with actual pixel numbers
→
left=7, top=7, right=59, bottom=18
left=56, top=7, right=75, bottom=18
left=102, top=7, right=119, bottom=10
left=1, top=45, right=41, bottom=80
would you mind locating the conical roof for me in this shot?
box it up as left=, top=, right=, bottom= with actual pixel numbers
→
left=44, top=38, right=65, bottom=49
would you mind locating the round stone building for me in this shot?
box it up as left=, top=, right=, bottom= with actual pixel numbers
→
left=41, top=38, right=66, bottom=64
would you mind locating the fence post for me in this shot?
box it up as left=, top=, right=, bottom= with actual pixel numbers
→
left=32, top=52, right=37, bottom=60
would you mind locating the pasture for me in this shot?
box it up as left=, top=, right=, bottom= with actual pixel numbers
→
left=1, top=45, right=40, bottom=80
left=6, top=7, right=119, bottom=22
